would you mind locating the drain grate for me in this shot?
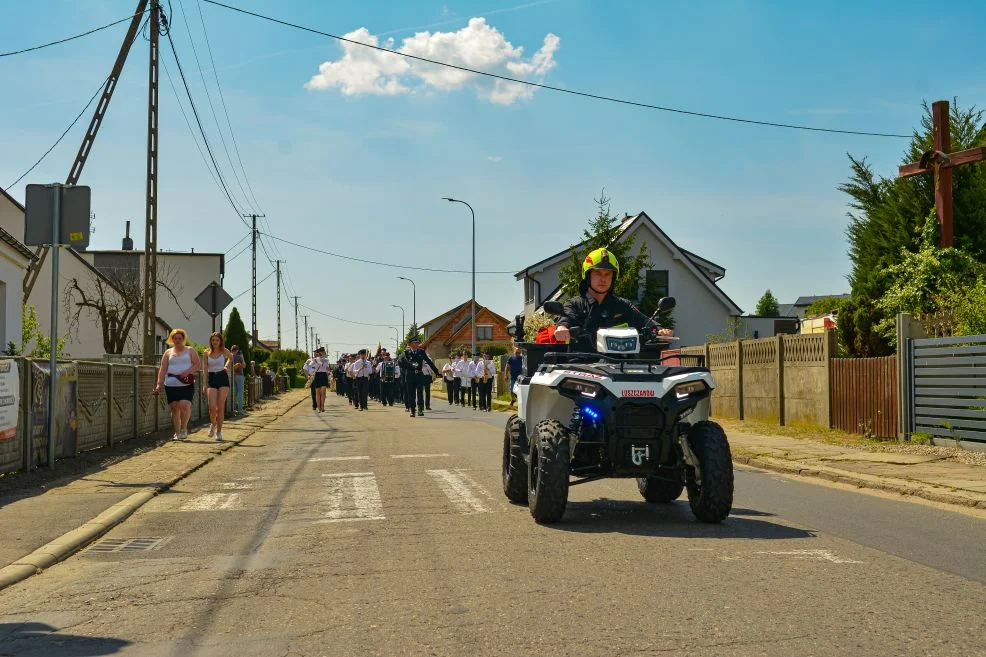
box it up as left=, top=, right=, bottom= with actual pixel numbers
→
left=87, top=536, right=172, bottom=553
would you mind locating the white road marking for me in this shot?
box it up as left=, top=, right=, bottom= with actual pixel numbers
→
left=221, top=481, right=253, bottom=490
left=317, top=472, right=385, bottom=523
left=308, top=456, right=371, bottom=462
left=753, top=549, right=863, bottom=564
left=391, top=453, right=450, bottom=459
left=180, top=492, right=241, bottom=511
left=426, top=469, right=495, bottom=515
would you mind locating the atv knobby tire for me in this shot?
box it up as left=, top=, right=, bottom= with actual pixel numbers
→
left=527, top=419, right=570, bottom=524
left=637, top=476, right=684, bottom=504
left=684, top=421, right=734, bottom=523
left=502, top=414, right=528, bottom=503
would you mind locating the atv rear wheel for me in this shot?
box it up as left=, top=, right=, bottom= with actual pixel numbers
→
left=502, top=414, right=528, bottom=503
left=527, top=419, right=570, bottom=524
left=684, top=421, right=734, bottom=523
left=637, top=476, right=684, bottom=503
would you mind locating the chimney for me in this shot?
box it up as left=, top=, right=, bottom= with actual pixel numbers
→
left=122, top=221, right=133, bottom=251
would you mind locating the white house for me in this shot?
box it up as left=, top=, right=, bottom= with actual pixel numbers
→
left=0, top=188, right=35, bottom=350
left=514, top=211, right=743, bottom=347
left=0, top=186, right=224, bottom=359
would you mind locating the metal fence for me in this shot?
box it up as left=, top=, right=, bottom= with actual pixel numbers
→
left=0, top=356, right=281, bottom=474
left=906, top=334, right=986, bottom=446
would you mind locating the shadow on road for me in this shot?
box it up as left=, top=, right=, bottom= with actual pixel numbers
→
left=0, top=622, right=129, bottom=656
left=550, top=498, right=816, bottom=539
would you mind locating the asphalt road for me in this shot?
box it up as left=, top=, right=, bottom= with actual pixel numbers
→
left=1, top=392, right=984, bottom=656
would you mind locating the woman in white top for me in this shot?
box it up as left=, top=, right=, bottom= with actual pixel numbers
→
left=155, top=328, right=201, bottom=440
left=311, top=347, right=331, bottom=412
left=202, top=331, right=233, bottom=442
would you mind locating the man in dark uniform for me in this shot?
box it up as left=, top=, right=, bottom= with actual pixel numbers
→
left=398, top=335, right=441, bottom=417
left=553, top=247, right=669, bottom=349
left=378, top=352, right=398, bottom=407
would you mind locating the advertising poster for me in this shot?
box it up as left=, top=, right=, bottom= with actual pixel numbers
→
left=0, top=359, right=18, bottom=441
left=31, top=362, right=78, bottom=460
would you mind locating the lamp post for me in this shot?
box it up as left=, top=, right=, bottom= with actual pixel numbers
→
left=442, top=197, right=476, bottom=356
left=397, top=276, right=416, bottom=328
left=390, top=327, right=400, bottom=353
left=391, top=304, right=405, bottom=340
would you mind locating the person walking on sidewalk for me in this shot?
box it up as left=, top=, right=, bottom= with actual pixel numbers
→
left=155, top=328, right=201, bottom=440
left=202, top=332, right=232, bottom=441
left=230, top=345, right=246, bottom=415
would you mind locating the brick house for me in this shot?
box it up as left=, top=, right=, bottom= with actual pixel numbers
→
left=421, top=301, right=512, bottom=359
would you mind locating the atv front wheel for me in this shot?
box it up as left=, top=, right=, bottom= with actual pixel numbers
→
left=502, top=414, right=528, bottom=503
left=527, top=419, right=570, bottom=524
left=637, top=476, right=684, bottom=503
left=684, top=421, right=734, bottom=523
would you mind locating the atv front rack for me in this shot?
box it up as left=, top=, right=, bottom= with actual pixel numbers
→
left=516, top=341, right=705, bottom=377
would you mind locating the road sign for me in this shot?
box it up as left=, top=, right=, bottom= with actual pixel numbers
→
left=195, top=281, right=234, bottom=318
left=24, top=184, right=91, bottom=248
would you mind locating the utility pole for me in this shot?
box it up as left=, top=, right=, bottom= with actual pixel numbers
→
left=275, top=260, right=281, bottom=353
left=293, top=296, right=300, bottom=350
left=303, top=315, right=309, bottom=353
left=141, top=0, right=161, bottom=365
left=244, top=213, right=264, bottom=349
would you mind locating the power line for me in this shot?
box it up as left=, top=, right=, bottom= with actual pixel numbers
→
left=230, top=267, right=274, bottom=299
left=300, top=303, right=397, bottom=328
left=174, top=0, right=257, bottom=214
left=201, top=0, right=910, bottom=139
left=0, top=13, right=146, bottom=57
left=226, top=238, right=252, bottom=262
left=225, top=231, right=251, bottom=253
left=6, top=75, right=110, bottom=189
left=261, top=231, right=516, bottom=274
left=163, top=24, right=252, bottom=228
left=195, top=0, right=264, bottom=213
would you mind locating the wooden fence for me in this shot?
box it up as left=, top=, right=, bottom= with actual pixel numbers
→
left=830, top=356, right=898, bottom=439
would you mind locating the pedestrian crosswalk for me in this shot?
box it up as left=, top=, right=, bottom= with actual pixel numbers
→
left=179, top=457, right=507, bottom=522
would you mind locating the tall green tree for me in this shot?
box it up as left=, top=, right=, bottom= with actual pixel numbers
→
left=557, top=191, right=652, bottom=301
left=223, top=307, right=251, bottom=363
left=839, top=100, right=986, bottom=355
left=755, top=289, right=780, bottom=317
left=398, top=323, right=420, bottom=352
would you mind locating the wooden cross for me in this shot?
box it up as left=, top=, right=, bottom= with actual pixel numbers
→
left=898, top=99, right=986, bottom=247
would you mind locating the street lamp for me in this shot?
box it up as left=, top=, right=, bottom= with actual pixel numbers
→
left=397, top=276, right=416, bottom=328
left=391, top=304, right=405, bottom=339
left=390, top=327, right=400, bottom=353
left=442, top=197, right=476, bottom=356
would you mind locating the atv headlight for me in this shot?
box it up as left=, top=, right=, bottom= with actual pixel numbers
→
left=673, top=381, right=707, bottom=400
left=561, top=378, right=601, bottom=398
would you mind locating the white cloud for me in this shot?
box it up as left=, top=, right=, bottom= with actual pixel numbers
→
left=487, top=155, right=503, bottom=162
left=305, top=18, right=559, bottom=105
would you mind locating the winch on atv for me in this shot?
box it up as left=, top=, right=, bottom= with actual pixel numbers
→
left=503, top=297, right=734, bottom=524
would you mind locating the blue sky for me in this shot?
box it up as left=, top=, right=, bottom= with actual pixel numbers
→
left=2, top=0, right=985, bottom=352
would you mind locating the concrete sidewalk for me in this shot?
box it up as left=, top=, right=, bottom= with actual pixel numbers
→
left=0, top=390, right=307, bottom=591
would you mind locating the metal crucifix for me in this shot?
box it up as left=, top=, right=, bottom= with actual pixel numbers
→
left=898, top=100, right=986, bottom=248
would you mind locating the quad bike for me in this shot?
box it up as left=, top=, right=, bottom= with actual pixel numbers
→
left=503, top=298, right=733, bottom=524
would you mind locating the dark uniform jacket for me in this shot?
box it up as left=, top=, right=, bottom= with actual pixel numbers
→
left=398, top=349, right=440, bottom=379
left=557, top=293, right=655, bottom=350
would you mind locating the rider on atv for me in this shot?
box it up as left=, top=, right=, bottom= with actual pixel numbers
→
left=552, top=247, right=672, bottom=349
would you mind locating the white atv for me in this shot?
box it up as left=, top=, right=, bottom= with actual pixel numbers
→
left=503, top=298, right=733, bottom=524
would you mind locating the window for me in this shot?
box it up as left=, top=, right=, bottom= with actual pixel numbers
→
left=645, top=270, right=669, bottom=299
left=477, top=325, right=493, bottom=341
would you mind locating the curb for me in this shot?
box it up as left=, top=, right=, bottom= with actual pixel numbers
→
left=732, top=451, right=986, bottom=511
left=0, top=392, right=307, bottom=592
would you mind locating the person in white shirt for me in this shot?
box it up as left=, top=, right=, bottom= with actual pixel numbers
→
left=469, top=353, right=483, bottom=410
left=377, top=352, right=399, bottom=407
left=441, top=359, right=456, bottom=405
left=421, top=362, right=434, bottom=410
left=310, top=347, right=331, bottom=412
left=453, top=352, right=470, bottom=407
left=350, top=349, right=373, bottom=411
left=479, top=351, right=497, bottom=412
left=303, top=351, right=318, bottom=410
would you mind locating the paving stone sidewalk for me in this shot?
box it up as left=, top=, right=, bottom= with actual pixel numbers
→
left=0, top=390, right=307, bottom=590
left=726, top=429, right=986, bottom=510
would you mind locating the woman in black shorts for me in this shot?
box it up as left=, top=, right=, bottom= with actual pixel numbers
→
left=311, top=347, right=331, bottom=412
left=155, top=329, right=201, bottom=440
left=203, top=331, right=233, bottom=441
